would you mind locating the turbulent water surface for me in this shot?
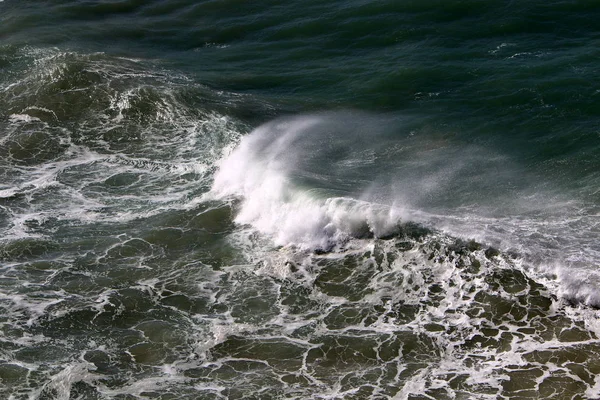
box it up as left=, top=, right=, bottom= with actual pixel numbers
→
left=1, top=1, right=600, bottom=399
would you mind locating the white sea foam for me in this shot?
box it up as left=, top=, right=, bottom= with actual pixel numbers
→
left=34, top=363, right=99, bottom=400
left=210, top=113, right=600, bottom=307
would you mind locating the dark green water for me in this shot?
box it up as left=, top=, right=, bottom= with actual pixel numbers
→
left=1, top=1, right=600, bottom=399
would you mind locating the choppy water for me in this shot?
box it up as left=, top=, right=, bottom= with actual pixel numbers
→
left=1, top=1, right=600, bottom=399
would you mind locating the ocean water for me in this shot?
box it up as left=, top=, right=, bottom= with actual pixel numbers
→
left=1, top=1, right=600, bottom=399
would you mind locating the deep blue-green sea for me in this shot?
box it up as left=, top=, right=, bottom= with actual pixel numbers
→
left=1, top=1, right=600, bottom=399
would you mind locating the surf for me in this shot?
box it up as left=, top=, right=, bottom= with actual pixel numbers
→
left=210, top=112, right=600, bottom=307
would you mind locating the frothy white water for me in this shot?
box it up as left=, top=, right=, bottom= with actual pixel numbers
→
left=210, top=113, right=600, bottom=305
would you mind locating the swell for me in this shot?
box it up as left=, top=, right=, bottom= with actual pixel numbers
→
left=210, top=112, right=600, bottom=307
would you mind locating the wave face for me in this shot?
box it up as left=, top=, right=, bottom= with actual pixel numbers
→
left=211, top=113, right=407, bottom=249
left=211, top=113, right=600, bottom=295
left=1, top=1, right=600, bottom=399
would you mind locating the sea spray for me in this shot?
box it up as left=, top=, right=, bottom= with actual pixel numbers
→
left=211, top=112, right=600, bottom=309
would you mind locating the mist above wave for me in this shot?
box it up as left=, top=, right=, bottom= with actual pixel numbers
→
left=212, top=112, right=515, bottom=246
